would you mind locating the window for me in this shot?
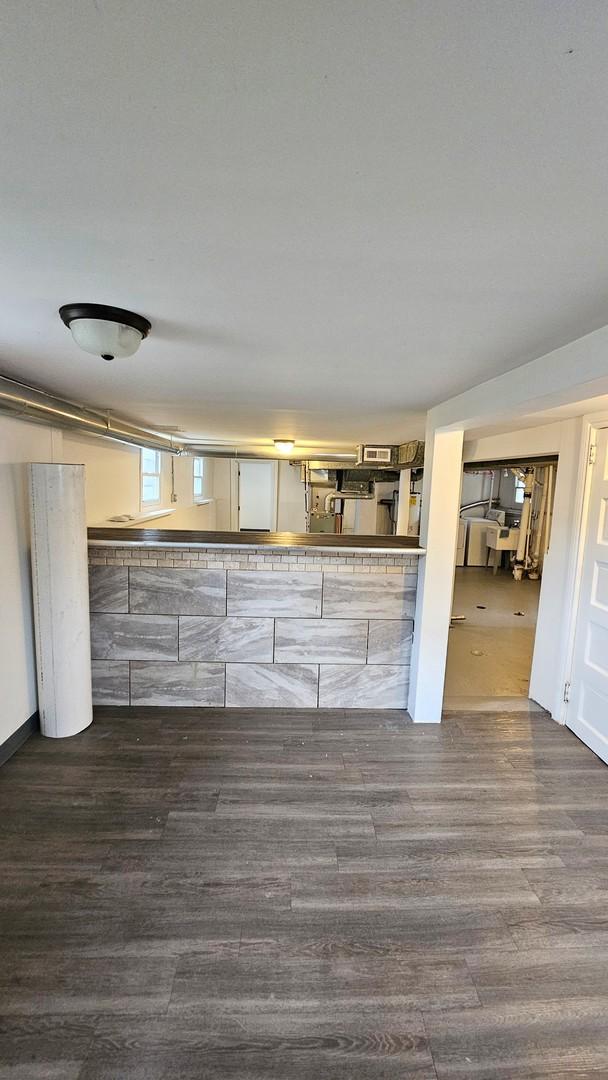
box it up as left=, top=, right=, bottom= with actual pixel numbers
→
left=193, top=457, right=205, bottom=501
left=514, top=477, right=525, bottom=504
left=141, top=448, right=161, bottom=505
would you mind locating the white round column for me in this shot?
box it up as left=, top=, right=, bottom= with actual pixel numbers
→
left=29, top=463, right=93, bottom=738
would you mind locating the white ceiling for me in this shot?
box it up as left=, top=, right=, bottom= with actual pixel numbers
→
left=2, top=1, right=608, bottom=447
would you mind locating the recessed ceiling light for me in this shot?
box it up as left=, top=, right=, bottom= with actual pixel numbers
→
left=274, top=439, right=295, bottom=453
left=59, top=303, right=151, bottom=361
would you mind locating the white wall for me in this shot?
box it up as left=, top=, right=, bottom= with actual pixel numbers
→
left=212, top=458, right=232, bottom=530
left=460, top=470, right=493, bottom=515
left=62, top=435, right=217, bottom=529
left=277, top=461, right=306, bottom=532
left=62, top=434, right=141, bottom=524
left=0, top=414, right=60, bottom=744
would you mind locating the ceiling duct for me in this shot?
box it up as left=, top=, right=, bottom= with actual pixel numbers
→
left=356, top=441, right=425, bottom=469
left=0, top=373, right=182, bottom=455
left=397, top=440, right=425, bottom=468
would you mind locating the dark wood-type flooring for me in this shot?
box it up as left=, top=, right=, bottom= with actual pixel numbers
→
left=1, top=706, right=608, bottom=1078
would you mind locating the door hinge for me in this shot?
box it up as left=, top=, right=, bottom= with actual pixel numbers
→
left=563, top=681, right=571, bottom=703
left=589, top=443, right=597, bottom=466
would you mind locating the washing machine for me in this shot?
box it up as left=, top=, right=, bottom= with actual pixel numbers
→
left=466, top=517, right=492, bottom=566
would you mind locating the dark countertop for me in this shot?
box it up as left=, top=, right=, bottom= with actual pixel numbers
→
left=87, top=528, right=424, bottom=552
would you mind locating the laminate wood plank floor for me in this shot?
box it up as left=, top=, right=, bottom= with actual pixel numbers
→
left=1, top=706, right=608, bottom=1078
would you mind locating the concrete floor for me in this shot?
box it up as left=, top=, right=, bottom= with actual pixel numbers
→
left=444, top=567, right=541, bottom=704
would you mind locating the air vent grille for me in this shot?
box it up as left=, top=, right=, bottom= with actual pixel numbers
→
left=357, top=444, right=395, bottom=465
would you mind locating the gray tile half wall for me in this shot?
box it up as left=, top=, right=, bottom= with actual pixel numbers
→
left=88, top=555, right=418, bottom=708
left=227, top=570, right=322, bottom=617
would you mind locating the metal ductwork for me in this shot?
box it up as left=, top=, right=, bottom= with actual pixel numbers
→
left=324, top=489, right=374, bottom=511
left=183, top=447, right=359, bottom=463
left=357, top=440, right=425, bottom=469
left=0, top=374, right=182, bottom=455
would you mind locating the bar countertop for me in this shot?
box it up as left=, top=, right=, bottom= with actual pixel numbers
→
left=87, top=527, right=425, bottom=554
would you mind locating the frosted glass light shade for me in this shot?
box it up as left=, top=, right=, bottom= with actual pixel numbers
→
left=69, top=318, right=143, bottom=359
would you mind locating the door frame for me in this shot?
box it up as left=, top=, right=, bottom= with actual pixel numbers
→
left=560, top=413, right=608, bottom=727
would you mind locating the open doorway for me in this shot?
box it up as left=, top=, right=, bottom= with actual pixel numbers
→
left=444, top=454, right=557, bottom=708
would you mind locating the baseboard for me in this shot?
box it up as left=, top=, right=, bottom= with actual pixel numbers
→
left=0, top=711, right=40, bottom=768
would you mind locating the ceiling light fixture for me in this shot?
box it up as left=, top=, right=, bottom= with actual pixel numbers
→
left=274, top=439, right=295, bottom=454
left=59, top=303, right=151, bottom=361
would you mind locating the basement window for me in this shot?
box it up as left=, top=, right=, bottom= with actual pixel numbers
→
left=141, top=448, right=161, bottom=505
left=193, top=457, right=205, bottom=502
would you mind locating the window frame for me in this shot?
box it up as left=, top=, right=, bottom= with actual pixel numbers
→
left=193, top=456, right=206, bottom=503
left=140, top=448, right=162, bottom=507
left=514, top=476, right=525, bottom=504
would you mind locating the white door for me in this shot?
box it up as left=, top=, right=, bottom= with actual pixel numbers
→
left=238, top=461, right=276, bottom=531
left=567, top=427, right=608, bottom=764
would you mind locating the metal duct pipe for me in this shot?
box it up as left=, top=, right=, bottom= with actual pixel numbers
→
left=0, top=374, right=182, bottom=455
left=459, top=499, right=495, bottom=513
left=183, top=447, right=358, bottom=463
left=324, top=490, right=374, bottom=511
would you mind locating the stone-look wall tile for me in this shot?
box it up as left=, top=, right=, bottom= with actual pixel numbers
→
left=274, top=619, right=368, bottom=665
left=367, top=620, right=414, bottom=665
left=179, top=617, right=274, bottom=662
left=89, top=565, right=129, bottom=613
left=129, top=567, right=226, bottom=616
left=227, top=571, right=322, bottom=617
left=90, top=614, right=178, bottom=660
left=130, top=661, right=224, bottom=706
left=318, top=665, right=409, bottom=709
left=322, top=572, right=415, bottom=619
left=226, top=663, right=318, bottom=707
left=91, top=660, right=129, bottom=704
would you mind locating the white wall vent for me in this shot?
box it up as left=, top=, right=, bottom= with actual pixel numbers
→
left=356, top=444, right=395, bottom=465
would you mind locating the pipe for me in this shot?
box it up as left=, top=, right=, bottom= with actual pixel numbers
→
left=183, top=447, right=359, bottom=464
left=324, top=490, right=374, bottom=511
left=531, top=467, right=548, bottom=565
left=542, top=464, right=554, bottom=556
left=513, top=467, right=535, bottom=578
left=0, top=373, right=182, bottom=455
left=459, top=499, right=495, bottom=513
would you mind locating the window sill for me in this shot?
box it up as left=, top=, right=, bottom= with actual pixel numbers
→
left=99, top=509, right=177, bottom=527
left=193, top=497, right=214, bottom=506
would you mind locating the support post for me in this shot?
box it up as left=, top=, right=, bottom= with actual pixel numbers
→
left=396, top=468, right=411, bottom=534
left=29, top=463, right=93, bottom=738
left=408, top=427, right=464, bottom=722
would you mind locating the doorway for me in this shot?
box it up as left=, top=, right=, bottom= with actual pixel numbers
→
left=443, top=455, right=556, bottom=709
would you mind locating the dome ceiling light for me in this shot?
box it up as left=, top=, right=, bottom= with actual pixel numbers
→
left=59, top=303, right=151, bottom=361
left=274, top=439, right=295, bottom=454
